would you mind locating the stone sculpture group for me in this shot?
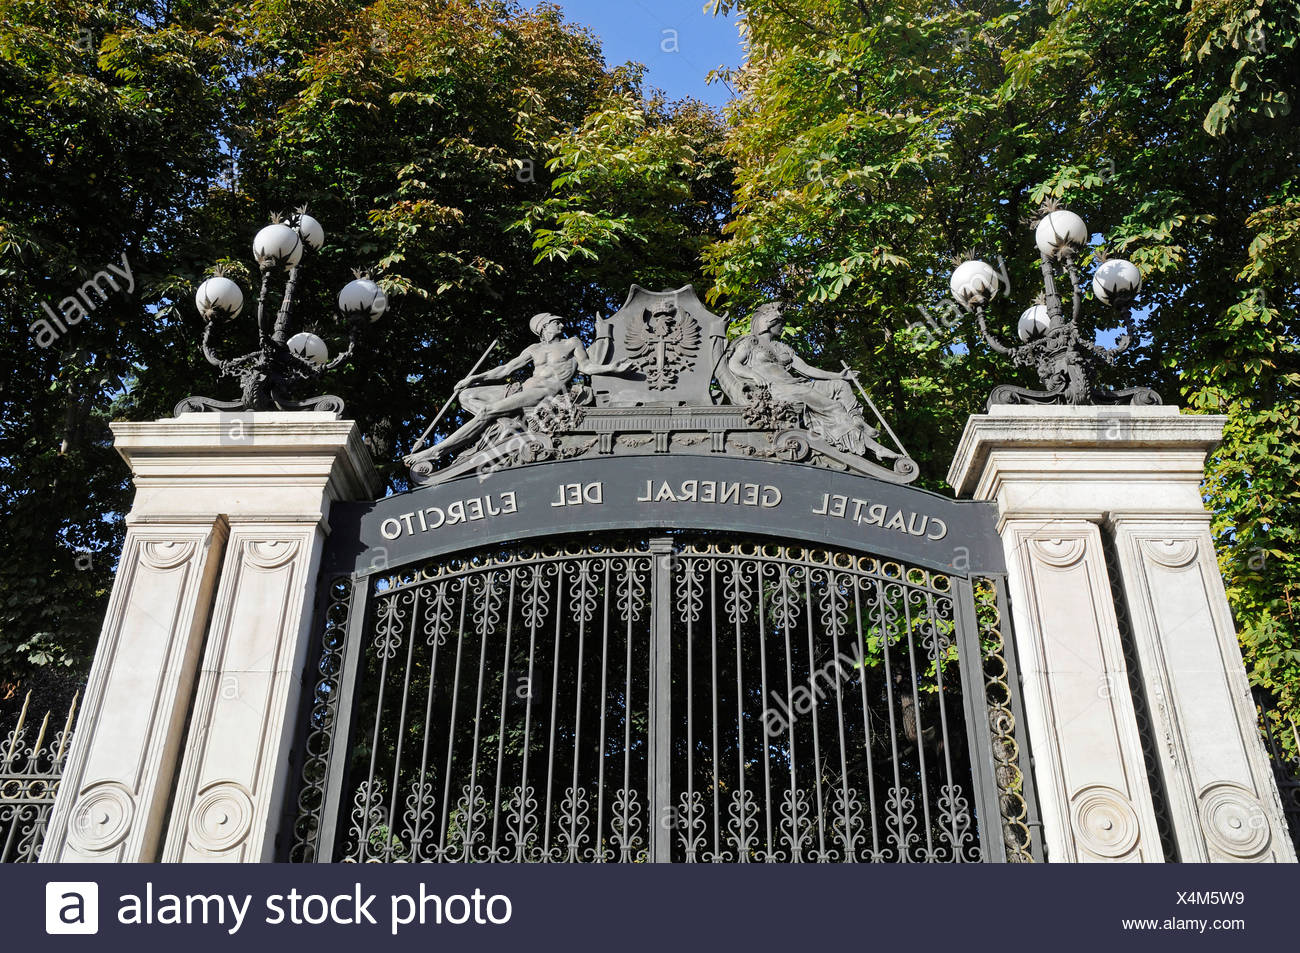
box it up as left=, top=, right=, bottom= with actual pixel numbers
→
left=404, top=285, right=915, bottom=485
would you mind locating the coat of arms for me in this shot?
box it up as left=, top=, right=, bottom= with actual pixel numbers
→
left=624, top=303, right=701, bottom=390
left=589, top=285, right=727, bottom=407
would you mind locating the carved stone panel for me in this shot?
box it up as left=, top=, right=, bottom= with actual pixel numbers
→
left=163, top=526, right=322, bottom=861
left=41, top=525, right=227, bottom=862
left=1112, top=521, right=1297, bottom=861
left=1002, top=522, right=1163, bottom=861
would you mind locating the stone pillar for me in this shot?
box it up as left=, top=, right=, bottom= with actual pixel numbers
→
left=949, top=405, right=1296, bottom=862
left=42, top=413, right=380, bottom=862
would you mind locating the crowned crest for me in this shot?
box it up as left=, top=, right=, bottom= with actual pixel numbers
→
left=624, top=302, right=702, bottom=390
left=590, top=285, right=726, bottom=407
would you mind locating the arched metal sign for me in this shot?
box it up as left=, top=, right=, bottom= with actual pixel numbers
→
left=323, top=455, right=1005, bottom=581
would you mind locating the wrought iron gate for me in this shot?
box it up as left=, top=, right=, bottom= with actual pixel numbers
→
left=290, top=536, right=1038, bottom=863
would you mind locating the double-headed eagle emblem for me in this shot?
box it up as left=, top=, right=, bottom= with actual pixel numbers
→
left=624, top=304, right=701, bottom=390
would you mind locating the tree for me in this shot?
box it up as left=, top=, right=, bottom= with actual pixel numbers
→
left=0, top=0, right=236, bottom=716
left=515, top=79, right=732, bottom=295
left=705, top=0, right=1299, bottom=728
left=222, top=0, right=731, bottom=478
left=0, top=0, right=731, bottom=710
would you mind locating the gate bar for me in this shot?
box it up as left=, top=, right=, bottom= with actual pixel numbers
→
left=649, top=538, right=673, bottom=862
left=317, top=575, right=371, bottom=861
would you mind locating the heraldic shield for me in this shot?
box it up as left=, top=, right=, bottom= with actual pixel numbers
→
left=590, top=285, right=727, bottom=407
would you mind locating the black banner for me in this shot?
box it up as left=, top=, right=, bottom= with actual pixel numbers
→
left=14, top=863, right=1299, bottom=950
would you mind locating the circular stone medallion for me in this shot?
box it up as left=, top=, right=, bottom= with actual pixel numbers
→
left=1071, top=785, right=1141, bottom=858
left=1200, top=783, right=1270, bottom=858
left=69, top=781, right=135, bottom=852
left=188, top=783, right=255, bottom=853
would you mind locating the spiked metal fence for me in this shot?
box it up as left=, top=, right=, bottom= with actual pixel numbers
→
left=0, top=692, right=78, bottom=863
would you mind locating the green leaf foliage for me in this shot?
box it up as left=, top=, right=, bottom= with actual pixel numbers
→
left=706, top=0, right=1299, bottom=730
left=0, top=0, right=730, bottom=707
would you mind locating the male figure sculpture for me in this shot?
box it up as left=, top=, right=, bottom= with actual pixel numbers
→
left=721, top=302, right=899, bottom=462
left=404, top=312, right=633, bottom=466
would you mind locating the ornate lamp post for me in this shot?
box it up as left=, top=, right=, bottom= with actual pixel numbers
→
left=174, top=206, right=387, bottom=417
left=949, top=202, right=1160, bottom=408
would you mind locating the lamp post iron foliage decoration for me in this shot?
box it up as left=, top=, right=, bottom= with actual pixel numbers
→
left=175, top=206, right=387, bottom=417
left=949, top=201, right=1161, bottom=409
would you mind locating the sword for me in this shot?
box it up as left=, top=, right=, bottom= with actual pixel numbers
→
left=841, top=360, right=909, bottom=460
left=410, top=338, right=499, bottom=453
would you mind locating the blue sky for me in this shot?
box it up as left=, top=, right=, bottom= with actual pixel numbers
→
left=534, top=0, right=745, bottom=109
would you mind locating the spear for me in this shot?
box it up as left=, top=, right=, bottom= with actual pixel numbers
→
left=409, top=338, right=499, bottom=453
left=841, top=360, right=910, bottom=460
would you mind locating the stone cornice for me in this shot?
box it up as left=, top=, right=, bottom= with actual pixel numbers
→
left=947, top=405, right=1227, bottom=498
left=110, top=412, right=382, bottom=509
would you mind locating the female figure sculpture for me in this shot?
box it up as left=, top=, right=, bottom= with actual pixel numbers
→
left=720, top=302, right=898, bottom=463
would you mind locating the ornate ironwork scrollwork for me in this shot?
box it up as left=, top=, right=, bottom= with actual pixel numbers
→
left=287, top=577, right=352, bottom=863
left=0, top=692, right=78, bottom=863
left=973, top=579, right=1035, bottom=862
